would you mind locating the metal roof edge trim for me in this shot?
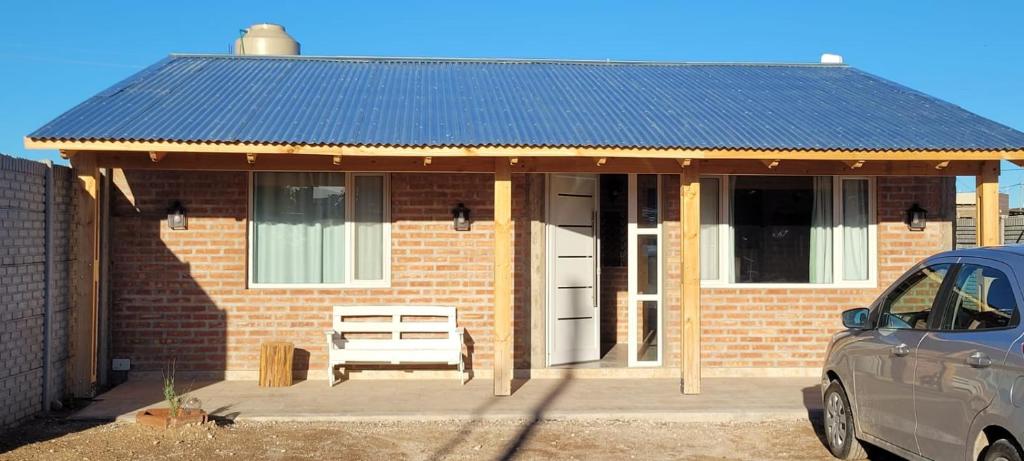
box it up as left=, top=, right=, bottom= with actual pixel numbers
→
left=24, top=136, right=1024, bottom=154
left=164, top=53, right=849, bottom=67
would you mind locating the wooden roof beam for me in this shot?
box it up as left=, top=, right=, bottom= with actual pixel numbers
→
left=596, top=157, right=607, bottom=166
left=246, top=153, right=256, bottom=164
left=23, top=137, right=1024, bottom=162
left=934, top=160, right=951, bottom=170
left=676, top=158, right=692, bottom=168
left=761, top=159, right=781, bottom=169
left=843, top=160, right=865, bottom=169
left=422, top=156, right=432, bottom=166
left=149, top=151, right=167, bottom=163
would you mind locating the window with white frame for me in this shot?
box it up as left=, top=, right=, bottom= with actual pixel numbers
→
left=700, top=175, right=875, bottom=286
left=249, top=172, right=390, bottom=287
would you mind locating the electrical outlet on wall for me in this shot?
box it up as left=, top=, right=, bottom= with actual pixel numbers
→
left=112, top=358, right=131, bottom=371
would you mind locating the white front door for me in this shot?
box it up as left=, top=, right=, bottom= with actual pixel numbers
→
left=547, top=174, right=600, bottom=366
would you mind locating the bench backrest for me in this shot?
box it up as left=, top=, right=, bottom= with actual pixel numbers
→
left=332, top=305, right=457, bottom=342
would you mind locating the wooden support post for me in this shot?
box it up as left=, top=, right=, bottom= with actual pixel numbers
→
left=976, top=160, right=1001, bottom=246
left=493, top=158, right=513, bottom=396
left=69, top=152, right=100, bottom=398
left=680, top=164, right=702, bottom=394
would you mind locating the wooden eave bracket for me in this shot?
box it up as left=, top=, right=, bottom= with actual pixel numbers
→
left=333, top=155, right=342, bottom=166
left=246, top=153, right=257, bottom=165
left=509, top=157, right=519, bottom=166
left=934, top=160, right=951, bottom=170
left=842, top=160, right=865, bottom=169
left=59, top=149, right=77, bottom=159
left=149, top=151, right=167, bottom=163
left=761, top=159, right=781, bottom=169
left=422, top=156, right=432, bottom=166
left=676, top=158, right=692, bottom=168
left=596, top=157, right=607, bottom=166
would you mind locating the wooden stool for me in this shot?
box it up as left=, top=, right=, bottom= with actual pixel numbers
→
left=259, top=341, right=294, bottom=387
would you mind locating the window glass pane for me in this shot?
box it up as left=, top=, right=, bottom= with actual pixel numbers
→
left=637, top=174, right=658, bottom=228
left=699, top=178, right=720, bottom=280
left=880, top=264, right=950, bottom=330
left=943, top=264, right=1019, bottom=331
left=732, top=176, right=832, bottom=283
left=253, top=172, right=345, bottom=284
left=354, top=175, right=385, bottom=281
left=635, top=301, right=659, bottom=362
left=843, top=180, right=870, bottom=281
left=636, top=235, right=658, bottom=294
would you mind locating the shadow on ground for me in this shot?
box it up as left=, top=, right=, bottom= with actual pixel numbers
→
left=430, top=371, right=574, bottom=460
left=0, top=416, right=105, bottom=455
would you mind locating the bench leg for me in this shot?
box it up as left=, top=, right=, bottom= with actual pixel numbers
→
left=327, top=364, right=335, bottom=387
left=459, top=355, right=466, bottom=385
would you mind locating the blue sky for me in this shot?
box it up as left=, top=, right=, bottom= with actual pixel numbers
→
left=2, top=1, right=1022, bottom=201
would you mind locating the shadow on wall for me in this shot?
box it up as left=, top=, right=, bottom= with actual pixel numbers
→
left=107, top=170, right=233, bottom=389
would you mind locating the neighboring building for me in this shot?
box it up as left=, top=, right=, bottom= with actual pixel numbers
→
left=26, top=38, right=1024, bottom=397
left=956, top=191, right=1010, bottom=219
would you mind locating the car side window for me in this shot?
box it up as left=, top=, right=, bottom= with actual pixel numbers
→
left=941, top=264, right=1020, bottom=331
left=878, top=264, right=951, bottom=330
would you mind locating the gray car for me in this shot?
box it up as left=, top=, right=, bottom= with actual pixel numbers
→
left=822, top=246, right=1024, bottom=461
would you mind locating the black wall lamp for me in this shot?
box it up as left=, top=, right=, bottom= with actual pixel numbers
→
left=906, top=203, right=927, bottom=231
left=167, top=201, right=188, bottom=230
left=452, top=203, right=471, bottom=231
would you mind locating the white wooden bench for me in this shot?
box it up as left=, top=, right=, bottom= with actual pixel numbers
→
left=325, top=305, right=465, bottom=386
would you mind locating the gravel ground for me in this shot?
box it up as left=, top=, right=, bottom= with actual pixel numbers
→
left=0, top=417, right=888, bottom=460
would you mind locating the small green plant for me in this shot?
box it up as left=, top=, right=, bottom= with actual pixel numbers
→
left=162, top=360, right=187, bottom=418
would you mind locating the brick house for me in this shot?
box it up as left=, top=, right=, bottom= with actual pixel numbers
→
left=25, top=53, right=1024, bottom=397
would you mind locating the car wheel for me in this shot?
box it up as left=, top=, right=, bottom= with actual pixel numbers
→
left=985, top=439, right=1023, bottom=461
left=823, top=380, right=867, bottom=460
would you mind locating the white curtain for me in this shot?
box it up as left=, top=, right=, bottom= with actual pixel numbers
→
left=354, top=175, right=385, bottom=281
left=253, top=172, right=346, bottom=283
left=809, top=176, right=833, bottom=284
left=699, top=177, right=720, bottom=280
left=843, top=180, right=869, bottom=281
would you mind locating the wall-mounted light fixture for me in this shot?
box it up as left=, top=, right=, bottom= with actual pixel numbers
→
left=452, top=203, right=471, bottom=231
left=906, top=203, right=927, bottom=231
left=167, top=201, right=188, bottom=230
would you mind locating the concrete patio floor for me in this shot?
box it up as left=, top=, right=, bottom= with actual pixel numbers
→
left=72, top=375, right=822, bottom=423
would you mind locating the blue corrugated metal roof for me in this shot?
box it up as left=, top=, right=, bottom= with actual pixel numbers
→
left=27, top=54, right=1024, bottom=151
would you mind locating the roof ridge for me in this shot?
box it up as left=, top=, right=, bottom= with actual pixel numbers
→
left=166, top=53, right=849, bottom=68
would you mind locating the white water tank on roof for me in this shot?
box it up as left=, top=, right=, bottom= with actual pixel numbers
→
left=232, top=23, right=300, bottom=56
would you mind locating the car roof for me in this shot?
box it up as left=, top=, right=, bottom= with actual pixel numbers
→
left=930, top=245, right=1024, bottom=263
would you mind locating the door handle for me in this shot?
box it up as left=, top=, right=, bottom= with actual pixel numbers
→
left=966, top=352, right=993, bottom=369
left=892, top=343, right=911, bottom=357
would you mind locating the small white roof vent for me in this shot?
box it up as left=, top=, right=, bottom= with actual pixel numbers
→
left=820, top=53, right=844, bottom=64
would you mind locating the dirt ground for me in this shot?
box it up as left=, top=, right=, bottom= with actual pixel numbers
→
left=0, top=417, right=893, bottom=461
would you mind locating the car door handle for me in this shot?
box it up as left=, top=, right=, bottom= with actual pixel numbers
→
left=892, top=343, right=911, bottom=357
left=966, top=352, right=993, bottom=369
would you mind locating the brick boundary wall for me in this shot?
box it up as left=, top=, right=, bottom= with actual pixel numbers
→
left=0, top=154, right=71, bottom=429
left=109, top=171, right=952, bottom=378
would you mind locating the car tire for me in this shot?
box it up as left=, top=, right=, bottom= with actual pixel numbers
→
left=984, top=439, right=1023, bottom=461
left=823, top=380, right=867, bottom=460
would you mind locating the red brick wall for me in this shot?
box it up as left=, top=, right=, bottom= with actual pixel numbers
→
left=110, top=171, right=951, bottom=376
left=110, top=171, right=532, bottom=376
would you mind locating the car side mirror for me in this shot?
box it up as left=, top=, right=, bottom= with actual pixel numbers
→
left=842, top=308, right=870, bottom=329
